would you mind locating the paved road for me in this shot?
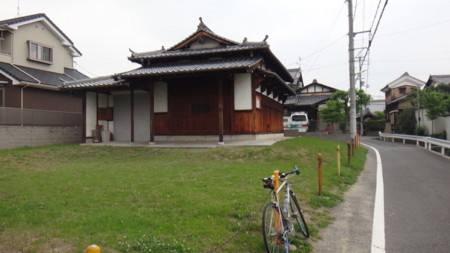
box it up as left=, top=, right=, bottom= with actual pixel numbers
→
left=312, top=137, right=450, bottom=253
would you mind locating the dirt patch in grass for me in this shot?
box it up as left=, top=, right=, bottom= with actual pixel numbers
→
left=0, top=231, right=76, bottom=253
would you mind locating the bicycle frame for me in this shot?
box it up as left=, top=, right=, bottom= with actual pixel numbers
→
left=262, top=166, right=309, bottom=253
left=270, top=172, right=294, bottom=247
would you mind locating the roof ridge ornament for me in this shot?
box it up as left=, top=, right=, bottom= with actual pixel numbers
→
left=197, top=17, right=213, bottom=33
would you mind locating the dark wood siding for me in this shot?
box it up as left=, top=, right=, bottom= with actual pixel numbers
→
left=155, top=77, right=232, bottom=135
left=153, top=75, right=284, bottom=135
left=3, top=83, right=81, bottom=113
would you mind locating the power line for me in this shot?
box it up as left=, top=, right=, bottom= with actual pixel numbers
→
left=304, top=1, right=346, bottom=75
left=73, top=60, right=99, bottom=77
left=379, top=18, right=450, bottom=38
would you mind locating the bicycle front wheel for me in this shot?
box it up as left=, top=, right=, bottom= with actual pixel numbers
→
left=289, top=191, right=310, bottom=238
left=262, top=203, right=288, bottom=253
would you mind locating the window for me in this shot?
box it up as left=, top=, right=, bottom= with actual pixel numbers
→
left=399, top=87, right=406, bottom=94
left=28, top=41, right=53, bottom=63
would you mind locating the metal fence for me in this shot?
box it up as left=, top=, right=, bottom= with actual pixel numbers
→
left=0, top=107, right=82, bottom=127
left=379, top=132, right=450, bottom=156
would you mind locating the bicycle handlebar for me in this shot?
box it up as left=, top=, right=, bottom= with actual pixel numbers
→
left=262, top=165, right=301, bottom=189
left=279, top=165, right=300, bottom=179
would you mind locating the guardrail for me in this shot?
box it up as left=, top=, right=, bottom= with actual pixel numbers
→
left=379, top=131, right=450, bottom=156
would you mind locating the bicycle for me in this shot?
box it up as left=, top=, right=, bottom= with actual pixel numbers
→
left=262, top=166, right=309, bottom=253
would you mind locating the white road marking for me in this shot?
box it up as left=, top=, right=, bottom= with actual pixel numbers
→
left=362, top=143, right=386, bottom=253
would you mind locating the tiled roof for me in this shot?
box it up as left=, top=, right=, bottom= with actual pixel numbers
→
left=284, top=94, right=331, bottom=106
left=64, top=76, right=124, bottom=89
left=168, top=18, right=239, bottom=51
left=121, top=57, right=263, bottom=77
left=0, top=62, right=88, bottom=87
left=426, top=74, right=450, bottom=87
left=130, top=43, right=268, bottom=61
left=0, top=62, right=38, bottom=83
left=64, top=68, right=89, bottom=80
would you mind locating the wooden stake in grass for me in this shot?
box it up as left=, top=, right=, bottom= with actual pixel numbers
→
left=273, top=170, right=281, bottom=237
left=337, top=145, right=341, bottom=177
left=318, top=153, right=323, bottom=196
left=347, top=142, right=351, bottom=164
left=352, top=138, right=356, bottom=156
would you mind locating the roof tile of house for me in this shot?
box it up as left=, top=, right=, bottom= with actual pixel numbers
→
left=129, top=43, right=268, bottom=61
left=64, top=76, right=123, bottom=89
left=0, top=62, right=88, bottom=87
left=121, top=57, right=263, bottom=77
left=426, top=74, right=450, bottom=87
left=284, top=94, right=331, bottom=106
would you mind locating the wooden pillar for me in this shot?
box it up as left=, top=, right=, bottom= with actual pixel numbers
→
left=81, top=91, right=87, bottom=143
left=130, top=89, right=134, bottom=142
left=148, top=84, right=155, bottom=144
left=218, top=78, right=224, bottom=144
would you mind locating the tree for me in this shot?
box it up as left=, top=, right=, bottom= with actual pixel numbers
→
left=319, top=89, right=372, bottom=123
left=414, top=83, right=450, bottom=120
left=319, top=99, right=345, bottom=122
left=374, top=111, right=385, bottom=121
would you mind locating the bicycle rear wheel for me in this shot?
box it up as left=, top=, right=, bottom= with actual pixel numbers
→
left=262, top=203, right=288, bottom=253
left=289, top=191, right=310, bottom=238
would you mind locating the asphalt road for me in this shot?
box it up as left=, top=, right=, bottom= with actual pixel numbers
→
left=312, top=137, right=450, bottom=253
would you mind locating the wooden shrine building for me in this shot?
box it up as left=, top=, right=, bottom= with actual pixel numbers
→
left=64, top=18, right=295, bottom=144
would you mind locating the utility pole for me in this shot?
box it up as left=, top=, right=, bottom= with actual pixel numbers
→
left=347, top=0, right=357, bottom=138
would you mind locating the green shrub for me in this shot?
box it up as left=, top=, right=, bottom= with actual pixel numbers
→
left=395, top=108, right=416, bottom=134
left=415, top=126, right=428, bottom=136
left=363, top=120, right=385, bottom=132
left=430, top=131, right=447, bottom=140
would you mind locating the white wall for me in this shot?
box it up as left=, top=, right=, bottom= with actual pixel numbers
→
left=234, top=73, right=252, bottom=110
left=86, top=92, right=97, bottom=137
left=417, top=108, right=450, bottom=139
left=113, top=92, right=131, bottom=142
left=134, top=91, right=150, bottom=142
left=154, top=81, right=168, bottom=113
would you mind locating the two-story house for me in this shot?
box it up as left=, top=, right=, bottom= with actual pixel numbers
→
left=380, top=72, right=424, bottom=133
left=0, top=13, right=88, bottom=126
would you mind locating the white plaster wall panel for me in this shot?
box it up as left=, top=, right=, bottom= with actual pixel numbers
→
left=154, top=81, right=168, bottom=113
left=134, top=91, right=150, bottom=142
left=234, top=73, right=252, bottom=110
left=113, top=93, right=131, bottom=142
left=86, top=92, right=97, bottom=137
left=98, top=93, right=108, bottom=108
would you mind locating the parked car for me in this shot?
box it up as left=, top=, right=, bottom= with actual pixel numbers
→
left=287, top=112, right=309, bottom=132
left=283, top=116, right=292, bottom=129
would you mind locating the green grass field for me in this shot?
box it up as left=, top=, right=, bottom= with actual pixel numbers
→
left=0, top=137, right=367, bottom=252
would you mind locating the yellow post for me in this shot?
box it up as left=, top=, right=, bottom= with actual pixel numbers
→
left=273, top=170, right=281, bottom=244
left=318, top=153, right=323, bottom=196
left=86, top=245, right=101, bottom=253
left=337, top=145, right=341, bottom=177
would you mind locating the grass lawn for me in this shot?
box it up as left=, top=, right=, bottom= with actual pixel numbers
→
left=0, top=137, right=367, bottom=252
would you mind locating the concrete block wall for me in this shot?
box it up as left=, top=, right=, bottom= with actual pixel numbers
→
left=0, top=126, right=81, bottom=150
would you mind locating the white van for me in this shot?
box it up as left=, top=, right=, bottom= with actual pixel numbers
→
left=283, top=116, right=292, bottom=129
left=286, top=112, right=309, bottom=132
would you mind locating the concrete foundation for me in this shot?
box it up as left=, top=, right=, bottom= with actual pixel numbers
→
left=0, top=126, right=81, bottom=150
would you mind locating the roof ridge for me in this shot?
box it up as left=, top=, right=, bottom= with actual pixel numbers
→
left=11, top=64, right=40, bottom=83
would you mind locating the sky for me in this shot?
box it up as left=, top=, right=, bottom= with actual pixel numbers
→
left=1, top=0, right=450, bottom=99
